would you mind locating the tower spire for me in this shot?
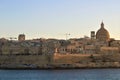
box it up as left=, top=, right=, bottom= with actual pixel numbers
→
left=101, top=21, right=104, bottom=28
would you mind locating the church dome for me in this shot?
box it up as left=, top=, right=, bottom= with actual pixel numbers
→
left=96, top=22, right=110, bottom=41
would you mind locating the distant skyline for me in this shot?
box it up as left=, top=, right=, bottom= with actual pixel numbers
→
left=0, top=0, right=120, bottom=40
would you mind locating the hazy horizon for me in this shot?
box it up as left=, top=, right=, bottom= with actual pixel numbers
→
left=0, top=0, right=120, bottom=40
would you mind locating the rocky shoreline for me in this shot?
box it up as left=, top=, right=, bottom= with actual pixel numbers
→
left=1, top=62, right=120, bottom=70
left=1, top=66, right=120, bottom=70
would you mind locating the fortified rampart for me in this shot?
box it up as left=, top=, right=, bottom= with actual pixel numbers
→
left=0, top=53, right=120, bottom=69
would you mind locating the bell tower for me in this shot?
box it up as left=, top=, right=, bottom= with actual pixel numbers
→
left=18, top=34, right=25, bottom=41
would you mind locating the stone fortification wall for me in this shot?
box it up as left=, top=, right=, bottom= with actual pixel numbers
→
left=0, top=55, right=51, bottom=68
left=0, top=53, right=120, bottom=69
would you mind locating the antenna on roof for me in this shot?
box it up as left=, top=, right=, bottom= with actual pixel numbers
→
left=65, top=33, right=70, bottom=40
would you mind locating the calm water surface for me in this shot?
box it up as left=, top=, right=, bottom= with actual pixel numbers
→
left=0, top=69, right=120, bottom=80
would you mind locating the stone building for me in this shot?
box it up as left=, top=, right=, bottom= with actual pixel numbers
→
left=91, top=31, right=95, bottom=39
left=96, top=22, right=110, bottom=41
left=59, top=38, right=96, bottom=54
left=100, top=47, right=119, bottom=54
left=42, top=39, right=61, bottom=55
left=18, top=34, right=25, bottom=41
left=0, top=22, right=119, bottom=55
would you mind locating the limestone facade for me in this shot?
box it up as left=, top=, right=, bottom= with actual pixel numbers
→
left=0, top=22, right=119, bottom=55
left=96, top=22, right=110, bottom=41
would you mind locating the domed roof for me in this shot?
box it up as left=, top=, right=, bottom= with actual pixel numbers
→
left=96, top=22, right=110, bottom=41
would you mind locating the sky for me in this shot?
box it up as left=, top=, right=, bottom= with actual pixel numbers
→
left=0, top=0, right=120, bottom=40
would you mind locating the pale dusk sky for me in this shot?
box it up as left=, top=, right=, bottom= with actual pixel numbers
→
left=0, top=0, right=120, bottom=40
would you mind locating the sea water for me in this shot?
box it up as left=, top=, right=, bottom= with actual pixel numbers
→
left=0, top=69, right=120, bottom=80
